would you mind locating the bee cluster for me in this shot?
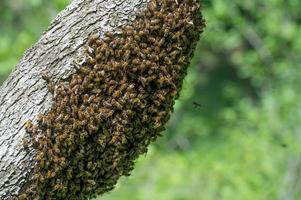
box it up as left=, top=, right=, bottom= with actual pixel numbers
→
left=17, top=0, right=205, bottom=199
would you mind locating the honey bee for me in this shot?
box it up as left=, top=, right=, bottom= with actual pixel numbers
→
left=22, top=138, right=30, bottom=148
left=156, top=93, right=166, bottom=101
left=87, top=95, right=96, bottom=104
left=133, top=34, right=141, bottom=42
left=150, top=18, right=161, bottom=25
left=164, top=57, right=172, bottom=65
left=151, top=54, right=159, bottom=61
left=114, top=49, right=122, bottom=58
left=60, top=157, right=66, bottom=167
left=110, top=134, right=120, bottom=145
left=53, top=145, right=60, bottom=154
left=25, top=120, right=33, bottom=130
left=124, top=50, right=131, bottom=60
left=112, top=90, right=121, bottom=98
left=148, top=0, right=157, bottom=11
left=80, top=66, right=91, bottom=75
left=105, top=31, right=114, bottom=38
left=132, top=98, right=141, bottom=105
left=154, top=11, right=163, bottom=18
left=41, top=73, right=51, bottom=83
left=177, top=56, right=187, bottom=64
left=103, top=36, right=112, bottom=43
left=113, top=100, right=123, bottom=110
left=36, top=152, right=45, bottom=162
left=107, top=110, right=114, bottom=117
left=137, top=30, right=146, bottom=37
left=54, top=183, right=64, bottom=191
left=132, top=58, right=140, bottom=65
left=140, top=42, right=148, bottom=49
left=47, top=83, right=55, bottom=94
left=88, top=34, right=99, bottom=46
left=148, top=36, right=156, bottom=43
left=18, top=194, right=28, bottom=200
left=88, top=123, right=98, bottom=133
left=143, top=8, right=152, bottom=18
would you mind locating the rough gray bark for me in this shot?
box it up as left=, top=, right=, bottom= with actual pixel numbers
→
left=0, top=0, right=150, bottom=198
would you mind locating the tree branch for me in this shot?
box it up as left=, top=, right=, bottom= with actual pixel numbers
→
left=0, top=0, right=150, bottom=198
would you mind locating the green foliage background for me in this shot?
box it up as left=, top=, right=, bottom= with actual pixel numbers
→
left=1, top=0, right=300, bottom=199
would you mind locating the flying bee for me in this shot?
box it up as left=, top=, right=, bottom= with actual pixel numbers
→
left=193, top=101, right=202, bottom=108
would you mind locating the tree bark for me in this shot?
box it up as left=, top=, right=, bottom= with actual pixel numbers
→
left=0, top=0, right=150, bottom=198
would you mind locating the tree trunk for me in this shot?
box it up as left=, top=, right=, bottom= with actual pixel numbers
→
left=0, top=0, right=150, bottom=198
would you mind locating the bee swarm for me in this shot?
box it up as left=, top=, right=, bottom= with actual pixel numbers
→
left=17, top=0, right=205, bottom=199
